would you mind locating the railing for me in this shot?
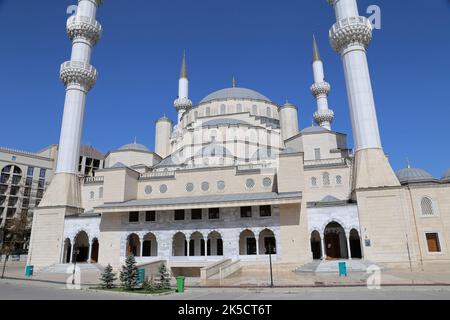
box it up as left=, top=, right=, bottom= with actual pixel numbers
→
left=237, top=163, right=272, bottom=171
left=140, top=171, right=176, bottom=180
left=304, top=158, right=347, bottom=168
left=67, top=15, right=102, bottom=30
left=84, top=176, right=104, bottom=184
left=60, top=60, right=97, bottom=74
left=330, top=16, right=371, bottom=32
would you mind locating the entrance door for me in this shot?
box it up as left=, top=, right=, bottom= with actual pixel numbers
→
left=91, top=240, right=99, bottom=263
left=325, top=233, right=341, bottom=259
left=246, top=238, right=257, bottom=255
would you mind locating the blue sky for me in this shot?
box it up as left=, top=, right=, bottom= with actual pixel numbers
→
left=0, top=0, right=449, bottom=177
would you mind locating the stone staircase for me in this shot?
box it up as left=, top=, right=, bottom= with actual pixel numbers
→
left=42, top=263, right=104, bottom=274
left=296, top=260, right=381, bottom=274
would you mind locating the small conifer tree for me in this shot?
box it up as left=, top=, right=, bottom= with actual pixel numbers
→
left=99, top=264, right=117, bottom=289
left=120, top=255, right=139, bottom=290
left=157, top=262, right=171, bottom=290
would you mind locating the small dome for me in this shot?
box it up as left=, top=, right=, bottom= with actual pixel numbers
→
left=301, top=126, right=329, bottom=134
left=442, top=169, right=450, bottom=181
left=118, top=143, right=150, bottom=152
left=396, top=167, right=435, bottom=184
left=200, top=87, right=272, bottom=104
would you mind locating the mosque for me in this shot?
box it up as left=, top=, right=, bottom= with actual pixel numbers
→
left=27, top=0, right=450, bottom=276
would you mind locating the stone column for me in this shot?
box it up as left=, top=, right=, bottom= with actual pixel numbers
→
left=321, top=235, right=326, bottom=260
left=186, top=239, right=190, bottom=257
left=346, top=234, right=352, bottom=260
left=139, top=236, right=144, bottom=257
left=87, top=242, right=92, bottom=263
left=70, top=239, right=75, bottom=263
left=204, top=239, right=208, bottom=257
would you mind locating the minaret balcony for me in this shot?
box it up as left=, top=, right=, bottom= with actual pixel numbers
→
left=310, top=82, right=331, bottom=97
left=60, top=61, right=98, bottom=91
left=67, top=15, right=102, bottom=46
left=329, top=16, right=372, bottom=54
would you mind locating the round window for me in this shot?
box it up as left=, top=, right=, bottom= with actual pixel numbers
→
left=201, top=182, right=210, bottom=192
left=160, top=184, right=168, bottom=194
left=246, top=179, right=255, bottom=189
left=263, top=177, right=272, bottom=188
left=217, top=180, right=226, bottom=191
left=145, top=185, right=153, bottom=195
left=186, top=183, right=194, bottom=192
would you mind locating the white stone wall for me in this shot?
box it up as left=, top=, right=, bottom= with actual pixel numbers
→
left=307, top=204, right=360, bottom=237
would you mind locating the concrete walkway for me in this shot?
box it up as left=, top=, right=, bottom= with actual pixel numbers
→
left=2, top=261, right=450, bottom=288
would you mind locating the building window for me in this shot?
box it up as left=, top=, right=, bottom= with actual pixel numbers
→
left=90, top=191, right=95, bottom=199
left=314, top=148, right=321, bottom=160
left=99, top=187, right=103, bottom=199
left=421, top=197, right=435, bottom=216
left=129, top=211, right=139, bottom=223
left=36, top=189, right=44, bottom=199
left=25, top=177, right=32, bottom=186
left=38, top=179, right=45, bottom=189
left=426, top=233, right=441, bottom=253
left=237, top=104, right=243, bottom=113
left=22, top=198, right=30, bottom=208
left=240, top=206, right=252, bottom=218
left=323, top=172, right=330, bottom=186
left=267, top=107, right=272, bottom=118
left=220, top=104, right=226, bottom=115
left=145, top=211, right=156, bottom=222
left=174, top=210, right=185, bottom=221
left=336, top=175, right=342, bottom=185
left=260, top=205, right=272, bottom=217
left=27, top=167, right=34, bottom=177
left=208, top=208, right=220, bottom=220
left=24, top=188, right=31, bottom=197
left=311, top=177, right=317, bottom=187
left=191, top=209, right=202, bottom=220
left=206, top=107, right=211, bottom=116
left=39, top=168, right=46, bottom=179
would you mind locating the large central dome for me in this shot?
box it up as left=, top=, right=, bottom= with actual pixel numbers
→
left=199, top=87, right=272, bottom=104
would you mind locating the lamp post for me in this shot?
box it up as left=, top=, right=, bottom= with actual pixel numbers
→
left=268, top=243, right=274, bottom=288
left=72, top=247, right=80, bottom=285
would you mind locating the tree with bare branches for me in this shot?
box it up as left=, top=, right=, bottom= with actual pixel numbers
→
left=1, top=214, right=29, bottom=279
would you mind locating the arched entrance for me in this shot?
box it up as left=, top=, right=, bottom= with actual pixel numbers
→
left=90, top=238, right=99, bottom=263
left=259, top=229, right=276, bottom=254
left=74, top=231, right=90, bottom=262
left=207, top=231, right=223, bottom=256
left=190, top=232, right=205, bottom=256
left=349, top=229, right=362, bottom=259
left=126, top=233, right=141, bottom=257
left=172, top=232, right=187, bottom=256
left=239, top=230, right=257, bottom=255
left=63, top=238, right=72, bottom=263
left=143, top=233, right=158, bottom=257
left=324, top=222, right=348, bottom=259
left=310, top=231, right=322, bottom=260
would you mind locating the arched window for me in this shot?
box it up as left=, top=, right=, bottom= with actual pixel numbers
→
left=311, top=177, right=318, bottom=187
left=90, top=191, right=95, bottom=200
left=252, top=105, right=258, bottom=115
left=267, top=107, right=271, bottom=118
left=336, top=175, right=342, bottom=185
left=206, top=107, right=211, bottom=116
left=323, top=172, right=330, bottom=186
left=421, top=197, right=435, bottom=216
left=220, top=104, right=226, bottom=115
left=99, top=187, right=104, bottom=199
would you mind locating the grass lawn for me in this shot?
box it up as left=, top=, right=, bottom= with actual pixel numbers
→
left=92, top=287, right=175, bottom=295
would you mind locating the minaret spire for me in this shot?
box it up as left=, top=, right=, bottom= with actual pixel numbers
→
left=312, top=34, right=321, bottom=62
left=310, top=35, right=334, bottom=130
left=174, top=50, right=193, bottom=124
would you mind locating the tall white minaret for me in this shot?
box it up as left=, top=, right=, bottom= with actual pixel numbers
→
left=57, top=0, right=103, bottom=175
left=328, top=0, right=399, bottom=189
left=28, top=0, right=103, bottom=268
left=311, top=35, right=334, bottom=130
left=174, top=51, right=193, bottom=124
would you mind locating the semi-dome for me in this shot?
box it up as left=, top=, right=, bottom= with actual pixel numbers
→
left=396, top=167, right=436, bottom=184
left=200, top=87, right=272, bottom=104
left=442, top=169, right=450, bottom=181
left=301, top=126, right=329, bottom=134
left=118, top=142, right=150, bottom=152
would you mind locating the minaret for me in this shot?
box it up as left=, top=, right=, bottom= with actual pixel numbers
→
left=311, top=35, right=334, bottom=130
left=174, top=51, right=193, bottom=124
left=328, top=0, right=399, bottom=189
left=27, top=0, right=103, bottom=267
